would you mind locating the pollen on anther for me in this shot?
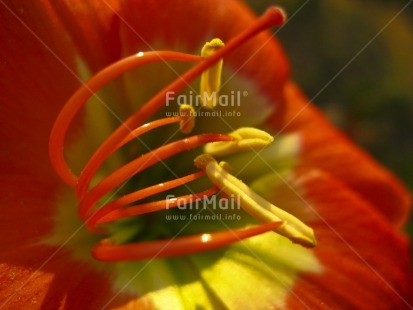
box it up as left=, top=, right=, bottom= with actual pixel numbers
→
left=195, top=153, right=316, bottom=248
left=179, top=104, right=196, bottom=134
left=204, top=127, right=274, bottom=156
left=200, top=38, right=224, bottom=109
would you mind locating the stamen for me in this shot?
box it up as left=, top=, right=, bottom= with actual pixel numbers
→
left=200, top=38, right=224, bottom=109
left=179, top=104, right=196, bottom=134
left=48, top=7, right=290, bottom=262
left=76, top=116, right=181, bottom=199
left=78, top=134, right=234, bottom=220
left=92, top=221, right=283, bottom=261
left=50, top=7, right=286, bottom=189
left=204, top=127, right=274, bottom=157
left=49, top=51, right=202, bottom=188
left=218, top=161, right=232, bottom=200
left=194, top=154, right=317, bottom=248
left=85, top=171, right=205, bottom=231
left=219, top=161, right=232, bottom=173
left=95, top=187, right=219, bottom=225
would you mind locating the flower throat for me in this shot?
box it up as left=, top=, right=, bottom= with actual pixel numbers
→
left=49, top=7, right=315, bottom=262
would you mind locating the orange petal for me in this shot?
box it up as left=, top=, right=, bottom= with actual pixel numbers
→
left=268, top=81, right=410, bottom=227
left=266, top=169, right=412, bottom=309
left=0, top=1, right=80, bottom=178
left=0, top=175, right=58, bottom=247
left=0, top=244, right=144, bottom=309
left=49, top=0, right=122, bottom=70
left=0, top=175, right=134, bottom=308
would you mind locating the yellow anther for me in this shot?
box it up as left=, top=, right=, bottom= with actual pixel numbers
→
left=179, top=104, right=196, bottom=134
left=200, top=38, right=224, bottom=109
left=194, top=153, right=216, bottom=170
left=194, top=154, right=316, bottom=248
left=219, top=161, right=232, bottom=173
left=204, top=127, right=274, bottom=157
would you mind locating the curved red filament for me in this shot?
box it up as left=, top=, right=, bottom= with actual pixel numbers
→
left=95, top=187, right=219, bottom=225
left=76, top=116, right=182, bottom=199
left=92, top=221, right=283, bottom=262
left=78, top=133, right=234, bottom=220
left=85, top=171, right=206, bottom=232
left=48, top=7, right=286, bottom=261
left=50, top=52, right=201, bottom=188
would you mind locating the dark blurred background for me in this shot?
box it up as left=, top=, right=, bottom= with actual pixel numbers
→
left=248, top=0, right=413, bottom=234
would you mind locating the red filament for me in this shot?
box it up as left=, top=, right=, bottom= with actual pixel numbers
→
left=49, top=7, right=286, bottom=261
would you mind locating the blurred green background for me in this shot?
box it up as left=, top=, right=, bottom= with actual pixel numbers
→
left=249, top=1, right=413, bottom=234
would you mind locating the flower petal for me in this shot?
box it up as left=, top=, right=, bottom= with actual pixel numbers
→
left=49, top=0, right=122, bottom=70
left=268, top=81, right=410, bottom=226
left=0, top=245, right=143, bottom=309
left=0, top=175, right=142, bottom=308
left=249, top=168, right=412, bottom=309
left=294, top=170, right=412, bottom=309
left=188, top=225, right=322, bottom=309
left=0, top=1, right=79, bottom=177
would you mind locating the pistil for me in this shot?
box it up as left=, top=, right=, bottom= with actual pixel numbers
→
left=194, top=154, right=316, bottom=248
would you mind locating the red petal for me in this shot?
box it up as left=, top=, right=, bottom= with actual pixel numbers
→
left=0, top=1, right=79, bottom=177
left=269, top=81, right=410, bottom=226
left=273, top=169, right=413, bottom=309
left=0, top=175, right=57, bottom=247
left=0, top=245, right=138, bottom=309
left=0, top=175, right=147, bottom=308
left=49, top=0, right=122, bottom=70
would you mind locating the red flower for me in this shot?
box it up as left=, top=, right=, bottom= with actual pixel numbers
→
left=0, top=0, right=411, bottom=309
